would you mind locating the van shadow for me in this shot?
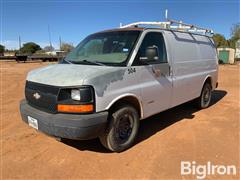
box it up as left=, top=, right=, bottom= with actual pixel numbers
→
left=62, top=90, right=227, bottom=153
left=136, top=90, right=227, bottom=144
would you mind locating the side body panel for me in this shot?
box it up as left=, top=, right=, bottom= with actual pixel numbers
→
left=137, top=64, right=172, bottom=118
left=164, top=31, right=218, bottom=107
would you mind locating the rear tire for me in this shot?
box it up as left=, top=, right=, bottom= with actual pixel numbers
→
left=195, top=82, right=212, bottom=109
left=100, top=105, right=139, bottom=152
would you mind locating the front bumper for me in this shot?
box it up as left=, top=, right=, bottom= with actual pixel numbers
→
left=20, top=100, right=108, bottom=140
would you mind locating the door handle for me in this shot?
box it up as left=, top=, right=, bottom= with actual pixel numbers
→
left=169, top=66, right=173, bottom=76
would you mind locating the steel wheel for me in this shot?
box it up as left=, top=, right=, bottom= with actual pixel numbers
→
left=114, top=112, right=134, bottom=145
left=99, top=105, right=139, bottom=152
left=199, top=83, right=212, bottom=108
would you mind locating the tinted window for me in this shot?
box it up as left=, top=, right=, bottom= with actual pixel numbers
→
left=133, top=32, right=167, bottom=65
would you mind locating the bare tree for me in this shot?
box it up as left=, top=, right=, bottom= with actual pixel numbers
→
left=44, top=45, right=55, bottom=52
left=61, top=42, right=74, bottom=52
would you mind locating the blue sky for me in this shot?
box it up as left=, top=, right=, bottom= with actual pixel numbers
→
left=1, top=0, right=239, bottom=50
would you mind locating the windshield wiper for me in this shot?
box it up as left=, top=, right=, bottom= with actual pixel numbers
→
left=67, top=59, right=106, bottom=66
left=71, top=60, right=105, bottom=66
left=83, top=60, right=106, bottom=66
left=61, top=58, right=72, bottom=64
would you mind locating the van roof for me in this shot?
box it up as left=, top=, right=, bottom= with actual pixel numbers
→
left=96, top=28, right=144, bottom=33
left=95, top=27, right=212, bottom=38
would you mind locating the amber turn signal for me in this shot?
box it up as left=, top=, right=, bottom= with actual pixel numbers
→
left=57, top=104, right=93, bottom=113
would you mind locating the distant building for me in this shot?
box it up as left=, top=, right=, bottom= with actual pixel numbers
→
left=45, top=50, right=66, bottom=56
left=3, top=51, right=16, bottom=56
left=217, top=48, right=235, bottom=64
left=235, top=39, right=240, bottom=59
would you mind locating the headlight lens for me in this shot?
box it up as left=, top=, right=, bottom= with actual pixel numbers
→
left=58, top=86, right=94, bottom=113
left=58, top=86, right=94, bottom=102
left=71, top=89, right=81, bottom=101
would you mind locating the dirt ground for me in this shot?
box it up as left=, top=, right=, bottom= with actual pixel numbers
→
left=1, top=61, right=239, bottom=179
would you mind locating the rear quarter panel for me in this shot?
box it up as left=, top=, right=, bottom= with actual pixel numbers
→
left=165, top=31, right=218, bottom=107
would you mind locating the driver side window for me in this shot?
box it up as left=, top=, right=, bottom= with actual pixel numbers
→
left=133, top=32, right=167, bottom=65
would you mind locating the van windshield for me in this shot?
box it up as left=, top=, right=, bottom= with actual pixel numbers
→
left=65, top=31, right=140, bottom=66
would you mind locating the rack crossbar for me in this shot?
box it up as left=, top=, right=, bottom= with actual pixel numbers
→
left=119, top=10, right=214, bottom=36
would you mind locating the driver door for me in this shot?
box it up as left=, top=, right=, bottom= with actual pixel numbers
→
left=132, top=32, right=173, bottom=118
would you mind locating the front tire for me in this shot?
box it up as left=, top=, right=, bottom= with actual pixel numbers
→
left=100, top=105, right=139, bottom=152
left=196, top=82, right=212, bottom=109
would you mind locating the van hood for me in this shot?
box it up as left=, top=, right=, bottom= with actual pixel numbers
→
left=27, top=64, right=123, bottom=87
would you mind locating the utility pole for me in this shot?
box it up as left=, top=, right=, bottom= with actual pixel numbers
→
left=48, top=24, right=53, bottom=51
left=18, top=35, right=21, bottom=50
left=59, top=36, right=62, bottom=50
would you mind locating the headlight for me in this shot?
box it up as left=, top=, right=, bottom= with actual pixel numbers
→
left=59, top=86, right=93, bottom=102
left=71, top=89, right=81, bottom=101
left=58, top=86, right=95, bottom=113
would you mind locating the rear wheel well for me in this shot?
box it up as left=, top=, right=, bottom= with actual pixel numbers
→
left=204, top=77, right=212, bottom=88
left=108, top=96, right=142, bottom=118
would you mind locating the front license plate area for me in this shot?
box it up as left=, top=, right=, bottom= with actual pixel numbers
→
left=27, top=116, right=38, bottom=130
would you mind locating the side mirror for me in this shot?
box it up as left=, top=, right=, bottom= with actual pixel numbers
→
left=140, top=46, right=159, bottom=62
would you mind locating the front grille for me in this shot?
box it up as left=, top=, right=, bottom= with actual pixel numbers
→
left=25, top=81, right=60, bottom=113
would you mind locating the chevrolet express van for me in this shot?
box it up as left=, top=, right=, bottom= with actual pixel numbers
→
left=20, top=22, right=218, bottom=152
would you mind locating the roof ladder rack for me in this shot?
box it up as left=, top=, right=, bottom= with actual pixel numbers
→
left=119, top=9, right=214, bottom=36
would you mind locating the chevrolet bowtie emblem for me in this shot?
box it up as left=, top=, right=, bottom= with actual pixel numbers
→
left=33, top=92, right=41, bottom=100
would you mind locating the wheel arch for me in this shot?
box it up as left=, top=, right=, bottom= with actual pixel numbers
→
left=106, top=94, right=143, bottom=119
left=202, top=75, right=213, bottom=89
left=197, top=75, right=212, bottom=97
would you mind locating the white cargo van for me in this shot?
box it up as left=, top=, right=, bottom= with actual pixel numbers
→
left=20, top=20, right=218, bottom=152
